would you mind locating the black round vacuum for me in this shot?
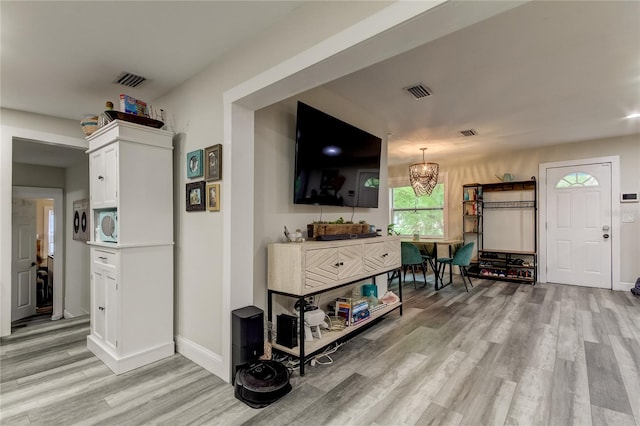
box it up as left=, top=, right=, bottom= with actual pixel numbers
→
left=234, top=360, right=292, bottom=408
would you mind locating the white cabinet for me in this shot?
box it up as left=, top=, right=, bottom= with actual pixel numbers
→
left=86, top=120, right=174, bottom=375
left=268, top=236, right=401, bottom=295
left=92, top=251, right=118, bottom=352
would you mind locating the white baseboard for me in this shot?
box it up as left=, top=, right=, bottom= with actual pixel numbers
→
left=175, top=335, right=229, bottom=383
left=87, top=335, right=174, bottom=375
left=614, top=281, right=634, bottom=292
left=63, top=309, right=74, bottom=319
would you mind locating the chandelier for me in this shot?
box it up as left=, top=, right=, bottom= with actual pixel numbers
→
left=409, top=147, right=439, bottom=196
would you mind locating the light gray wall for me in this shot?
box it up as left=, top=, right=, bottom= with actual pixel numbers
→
left=64, top=160, right=90, bottom=316
left=12, top=163, right=65, bottom=188
left=253, top=86, right=389, bottom=311
left=389, top=134, right=640, bottom=284
left=155, top=1, right=393, bottom=358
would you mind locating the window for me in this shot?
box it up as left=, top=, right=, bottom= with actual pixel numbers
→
left=391, top=183, right=445, bottom=237
left=555, top=172, right=599, bottom=188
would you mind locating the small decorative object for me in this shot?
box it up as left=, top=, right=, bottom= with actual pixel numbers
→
left=294, top=229, right=303, bottom=242
left=97, top=101, right=114, bottom=128
left=187, top=149, right=204, bottom=179
left=204, top=144, right=222, bottom=181
left=80, top=115, right=99, bottom=136
left=409, top=147, right=439, bottom=196
left=495, top=173, right=514, bottom=182
left=186, top=181, right=206, bottom=211
left=72, top=199, right=89, bottom=241
left=206, top=183, right=220, bottom=211
left=283, top=226, right=292, bottom=242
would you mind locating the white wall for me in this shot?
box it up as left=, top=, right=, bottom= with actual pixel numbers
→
left=154, top=0, right=516, bottom=381
left=64, top=160, right=90, bottom=317
left=253, top=86, right=389, bottom=311
left=389, top=134, right=640, bottom=285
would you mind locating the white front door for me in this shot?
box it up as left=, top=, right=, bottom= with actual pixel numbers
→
left=12, top=199, right=37, bottom=321
left=546, top=163, right=612, bottom=288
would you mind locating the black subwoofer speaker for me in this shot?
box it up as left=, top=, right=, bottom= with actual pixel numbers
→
left=276, top=314, right=298, bottom=349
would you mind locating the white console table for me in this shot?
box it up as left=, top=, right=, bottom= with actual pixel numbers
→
left=267, top=236, right=401, bottom=375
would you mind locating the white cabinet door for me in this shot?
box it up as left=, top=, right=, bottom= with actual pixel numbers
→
left=90, top=151, right=105, bottom=208
left=304, top=245, right=364, bottom=289
left=363, top=240, right=401, bottom=273
left=92, top=267, right=106, bottom=341
left=104, top=270, right=118, bottom=352
left=336, top=244, right=364, bottom=280
left=90, top=144, right=118, bottom=208
left=305, top=247, right=339, bottom=288
left=103, top=145, right=118, bottom=207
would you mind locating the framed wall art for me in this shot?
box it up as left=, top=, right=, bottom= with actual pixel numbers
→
left=204, top=144, right=222, bottom=181
left=186, top=181, right=206, bottom=211
left=186, top=149, right=203, bottom=179
left=206, top=183, right=220, bottom=211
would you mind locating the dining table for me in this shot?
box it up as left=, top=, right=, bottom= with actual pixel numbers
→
left=402, top=238, right=464, bottom=290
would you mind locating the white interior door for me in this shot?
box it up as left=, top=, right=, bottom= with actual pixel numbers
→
left=546, top=163, right=612, bottom=288
left=12, top=199, right=37, bottom=321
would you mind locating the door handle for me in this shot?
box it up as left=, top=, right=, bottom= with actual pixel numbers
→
left=98, top=175, right=104, bottom=180
left=603, top=233, right=610, bottom=239
left=98, top=306, right=105, bottom=311
left=31, top=262, right=37, bottom=267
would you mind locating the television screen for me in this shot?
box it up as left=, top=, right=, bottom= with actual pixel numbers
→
left=293, top=102, right=382, bottom=208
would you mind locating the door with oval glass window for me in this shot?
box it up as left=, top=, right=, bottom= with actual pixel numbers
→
left=546, top=163, right=611, bottom=288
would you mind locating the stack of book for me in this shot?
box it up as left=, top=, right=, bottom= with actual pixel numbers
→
left=335, top=297, right=370, bottom=326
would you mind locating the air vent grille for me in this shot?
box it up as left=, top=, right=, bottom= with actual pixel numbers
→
left=114, top=72, right=146, bottom=88
left=460, top=129, right=478, bottom=137
left=403, top=84, right=432, bottom=99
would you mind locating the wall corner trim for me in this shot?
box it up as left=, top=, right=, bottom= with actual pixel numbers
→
left=175, top=335, right=228, bottom=383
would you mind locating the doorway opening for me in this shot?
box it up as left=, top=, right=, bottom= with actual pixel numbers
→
left=11, top=187, right=64, bottom=325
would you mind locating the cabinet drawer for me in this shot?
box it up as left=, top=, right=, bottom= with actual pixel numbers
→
left=93, top=249, right=118, bottom=267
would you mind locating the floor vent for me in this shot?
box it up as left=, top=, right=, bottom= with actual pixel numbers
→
left=460, top=129, right=478, bottom=137
left=114, top=72, right=146, bottom=88
left=403, top=84, right=432, bottom=99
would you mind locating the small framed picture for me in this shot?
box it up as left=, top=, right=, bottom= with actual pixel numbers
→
left=186, top=149, right=203, bottom=179
left=186, top=181, right=206, bottom=211
left=204, top=144, right=222, bottom=181
left=206, top=183, right=220, bottom=211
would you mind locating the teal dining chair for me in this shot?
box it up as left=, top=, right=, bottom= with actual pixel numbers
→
left=437, top=242, right=475, bottom=292
left=400, top=242, right=428, bottom=289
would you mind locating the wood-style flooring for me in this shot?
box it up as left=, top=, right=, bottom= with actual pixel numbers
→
left=1, top=277, right=639, bottom=425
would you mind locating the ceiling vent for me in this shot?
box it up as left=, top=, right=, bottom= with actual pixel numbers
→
left=460, top=129, right=478, bottom=137
left=403, top=83, right=432, bottom=99
left=114, top=72, right=146, bottom=88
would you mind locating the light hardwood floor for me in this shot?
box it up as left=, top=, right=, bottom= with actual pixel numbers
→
left=2, top=277, right=639, bottom=426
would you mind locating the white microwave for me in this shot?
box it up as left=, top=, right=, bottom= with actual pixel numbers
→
left=97, top=210, right=118, bottom=243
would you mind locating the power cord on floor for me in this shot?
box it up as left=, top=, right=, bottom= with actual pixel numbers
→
left=310, top=341, right=345, bottom=367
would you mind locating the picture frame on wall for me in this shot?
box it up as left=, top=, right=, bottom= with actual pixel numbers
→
left=186, top=181, right=206, bottom=211
left=204, top=144, right=222, bottom=181
left=206, top=183, right=220, bottom=211
left=186, top=149, right=204, bottom=179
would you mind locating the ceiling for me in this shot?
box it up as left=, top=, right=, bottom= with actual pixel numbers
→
left=2, top=1, right=639, bottom=169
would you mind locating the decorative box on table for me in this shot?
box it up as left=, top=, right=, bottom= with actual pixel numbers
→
left=307, top=223, right=370, bottom=239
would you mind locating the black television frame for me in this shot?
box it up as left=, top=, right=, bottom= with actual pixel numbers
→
left=293, top=102, right=382, bottom=208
